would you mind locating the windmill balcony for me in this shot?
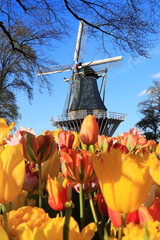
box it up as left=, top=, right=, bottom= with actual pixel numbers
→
left=51, top=110, right=126, bottom=123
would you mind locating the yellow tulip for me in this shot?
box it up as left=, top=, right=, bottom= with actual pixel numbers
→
left=72, top=131, right=80, bottom=148
left=0, top=118, right=15, bottom=145
left=148, top=151, right=160, bottom=185
left=41, top=215, right=97, bottom=240
left=41, top=149, right=60, bottom=182
left=0, top=206, right=50, bottom=238
left=6, top=191, right=28, bottom=212
left=0, top=144, right=25, bottom=204
left=92, top=149, right=156, bottom=213
left=0, top=225, right=9, bottom=240
left=1, top=206, right=96, bottom=240
left=15, top=223, right=47, bottom=240
left=122, top=220, right=160, bottom=240
left=52, top=128, right=62, bottom=143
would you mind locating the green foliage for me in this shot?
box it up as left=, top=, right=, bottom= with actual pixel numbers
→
left=0, top=88, right=21, bottom=123
left=136, top=80, right=160, bottom=142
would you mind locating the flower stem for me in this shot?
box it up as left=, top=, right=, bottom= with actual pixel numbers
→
left=9, top=202, right=12, bottom=212
left=88, top=192, right=103, bottom=240
left=120, top=213, right=126, bottom=238
left=60, top=210, right=63, bottom=217
left=38, top=163, right=42, bottom=208
left=79, top=183, right=85, bottom=229
left=63, top=202, right=73, bottom=240
left=2, top=204, right=10, bottom=240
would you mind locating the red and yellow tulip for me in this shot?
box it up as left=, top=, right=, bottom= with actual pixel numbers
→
left=46, top=176, right=71, bottom=211
left=60, top=148, right=95, bottom=186
left=21, top=132, right=57, bottom=164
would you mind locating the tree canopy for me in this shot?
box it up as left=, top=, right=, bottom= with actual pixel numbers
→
left=1, top=0, right=160, bottom=58
left=1, top=0, right=160, bottom=123
left=136, top=81, right=160, bottom=142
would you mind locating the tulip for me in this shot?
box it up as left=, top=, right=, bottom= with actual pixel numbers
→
left=6, top=190, right=28, bottom=212
left=41, top=149, right=60, bottom=182
left=91, top=149, right=157, bottom=213
left=2, top=206, right=97, bottom=240
left=137, top=198, right=160, bottom=224
left=79, top=115, right=99, bottom=145
left=97, top=192, right=108, bottom=216
left=21, top=132, right=57, bottom=208
left=0, top=144, right=25, bottom=204
left=46, top=176, right=72, bottom=211
left=50, top=128, right=62, bottom=143
left=0, top=225, right=9, bottom=240
left=41, top=215, right=97, bottom=240
left=138, top=206, right=153, bottom=224
left=22, top=163, right=39, bottom=192
left=117, top=128, right=151, bottom=153
left=0, top=206, right=50, bottom=239
left=0, top=118, right=15, bottom=145
left=107, top=207, right=139, bottom=227
left=21, top=132, right=57, bottom=164
left=73, top=178, right=100, bottom=193
left=15, top=224, right=47, bottom=240
left=149, top=197, right=160, bottom=221
left=122, top=220, right=160, bottom=239
left=58, top=131, right=75, bottom=149
left=5, top=126, right=35, bottom=146
left=60, top=148, right=95, bottom=186
left=72, top=131, right=80, bottom=148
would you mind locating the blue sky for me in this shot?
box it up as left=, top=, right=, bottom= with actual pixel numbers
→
left=16, top=21, right=160, bottom=137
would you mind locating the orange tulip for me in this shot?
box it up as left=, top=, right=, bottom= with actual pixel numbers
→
left=79, top=115, right=99, bottom=145
left=60, top=148, right=95, bottom=186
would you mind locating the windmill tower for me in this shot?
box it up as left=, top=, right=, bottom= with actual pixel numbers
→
left=38, top=21, right=126, bottom=136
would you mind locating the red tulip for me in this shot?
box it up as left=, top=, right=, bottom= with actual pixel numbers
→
left=58, top=131, right=75, bottom=149
left=137, top=198, right=160, bottom=224
left=22, top=162, right=39, bottom=192
left=107, top=207, right=139, bottom=227
left=79, top=115, right=99, bottom=145
left=149, top=197, right=160, bottom=221
left=97, top=192, right=108, bottom=216
left=138, top=206, right=153, bottom=224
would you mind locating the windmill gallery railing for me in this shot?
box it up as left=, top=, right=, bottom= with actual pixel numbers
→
left=51, top=111, right=126, bottom=125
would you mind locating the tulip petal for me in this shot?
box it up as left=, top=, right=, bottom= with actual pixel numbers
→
left=0, top=144, right=25, bottom=204
left=80, top=222, right=97, bottom=240
left=92, top=150, right=154, bottom=213
left=0, top=225, right=9, bottom=240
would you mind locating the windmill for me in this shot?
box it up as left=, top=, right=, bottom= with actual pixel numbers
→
left=37, top=21, right=126, bottom=136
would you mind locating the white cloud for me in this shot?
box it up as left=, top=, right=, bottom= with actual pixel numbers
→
left=138, top=90, right=147, bottom=96
left=150, top=72, right=160, bottom=79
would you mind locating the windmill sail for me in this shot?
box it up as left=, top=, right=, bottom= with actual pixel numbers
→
left=38, top=20, right=126, bottom=136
